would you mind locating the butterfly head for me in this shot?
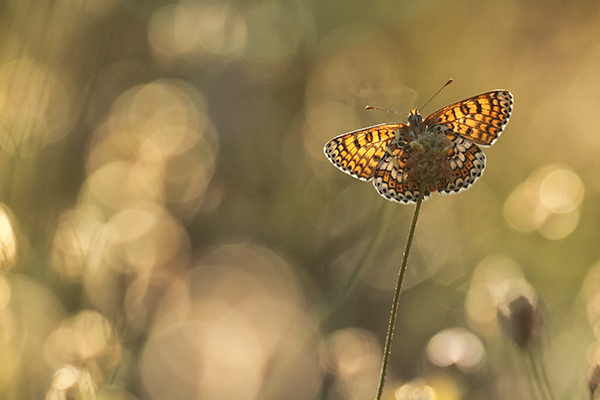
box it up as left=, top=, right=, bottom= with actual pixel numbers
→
left=407, top=109, right=423, bottom=127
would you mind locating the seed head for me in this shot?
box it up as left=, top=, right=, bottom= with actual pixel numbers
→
left=497, top=295, right=542, bottom=349
left=406, top=131, right=454, bottom=191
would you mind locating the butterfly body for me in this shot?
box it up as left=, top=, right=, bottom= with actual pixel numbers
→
left=324, top=90, right=513, bottom=204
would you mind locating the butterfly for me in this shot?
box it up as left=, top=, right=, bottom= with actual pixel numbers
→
left=323, top=90, right=513, bottom=204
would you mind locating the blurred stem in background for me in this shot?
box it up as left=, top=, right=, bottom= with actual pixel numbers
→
left=523, top=350, right=556, bottom=400
left=498, top=295, right=556, bottom=400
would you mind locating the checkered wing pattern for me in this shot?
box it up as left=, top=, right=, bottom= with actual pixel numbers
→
left=324, top=123, right=408, bottom=181
left=323, top=89, right=512, bottom=204
left=372, top=143, right=433, bottom=204
left=424, top=90, right=513, bottom=146
left=436, top=134, right=486, bottom=194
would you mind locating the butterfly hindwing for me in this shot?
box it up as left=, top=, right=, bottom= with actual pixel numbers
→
left=371, top=143, right=433, bottom=204
left=436, top=135, right=486, bottom=194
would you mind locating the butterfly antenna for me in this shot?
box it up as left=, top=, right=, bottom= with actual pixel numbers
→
left=419, top=79, right=453, bottom=111
left=364, top=105, right=403, bottom=114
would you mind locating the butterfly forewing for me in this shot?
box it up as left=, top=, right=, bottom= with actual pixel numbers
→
left=423, top=90, right=513, bottom=146
left=324, top=123, right=408, bottom=180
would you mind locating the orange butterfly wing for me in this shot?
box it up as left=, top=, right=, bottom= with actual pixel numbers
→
left=372, top=143, right=433, bottom=203
left=324, top=123, right=409, bottom=181
left=435, top=133, right=486, bottom=195
left=423, top=90, right=513, bottom=146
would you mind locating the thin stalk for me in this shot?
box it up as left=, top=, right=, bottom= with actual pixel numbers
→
left=374, top=181, right=427, bottom=400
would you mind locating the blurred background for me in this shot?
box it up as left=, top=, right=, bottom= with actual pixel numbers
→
left=0, top=0, right=600, bottom=399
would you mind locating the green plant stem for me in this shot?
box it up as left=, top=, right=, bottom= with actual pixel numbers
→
left=374, top=182, right=427, bottom=400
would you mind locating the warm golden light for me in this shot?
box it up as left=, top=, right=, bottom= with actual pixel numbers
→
left=427, top=328, right=485, bottom=372
left=539, top=168, right=584, bottom=213
left=395, top=380, right=436, bottom=400
left=504, top=165, right=584, bottom=240
left=140, top=243, right=321, bottom=400
left=0, top=1, right=598, bottom=398
left=51, top=207, right=103, bottom=278
left=465, top=255, right=537, bottom=336
left=44, top=310, right=121, bottom=368
left=0, top=205, right=17, bottom=271
left=321, top=328, right=380, bottom=399
left=196, top=4, right=247, bottom=56
left=0, top=58, right=71, bottom=155
left=148, top=5, right=199, bottom=58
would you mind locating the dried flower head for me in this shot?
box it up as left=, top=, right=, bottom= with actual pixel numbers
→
left=497, top=295, right=542, bottom=349
left=589, top=363, right=600, bottom=398
left=406, top=129, right=454, bottom=192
